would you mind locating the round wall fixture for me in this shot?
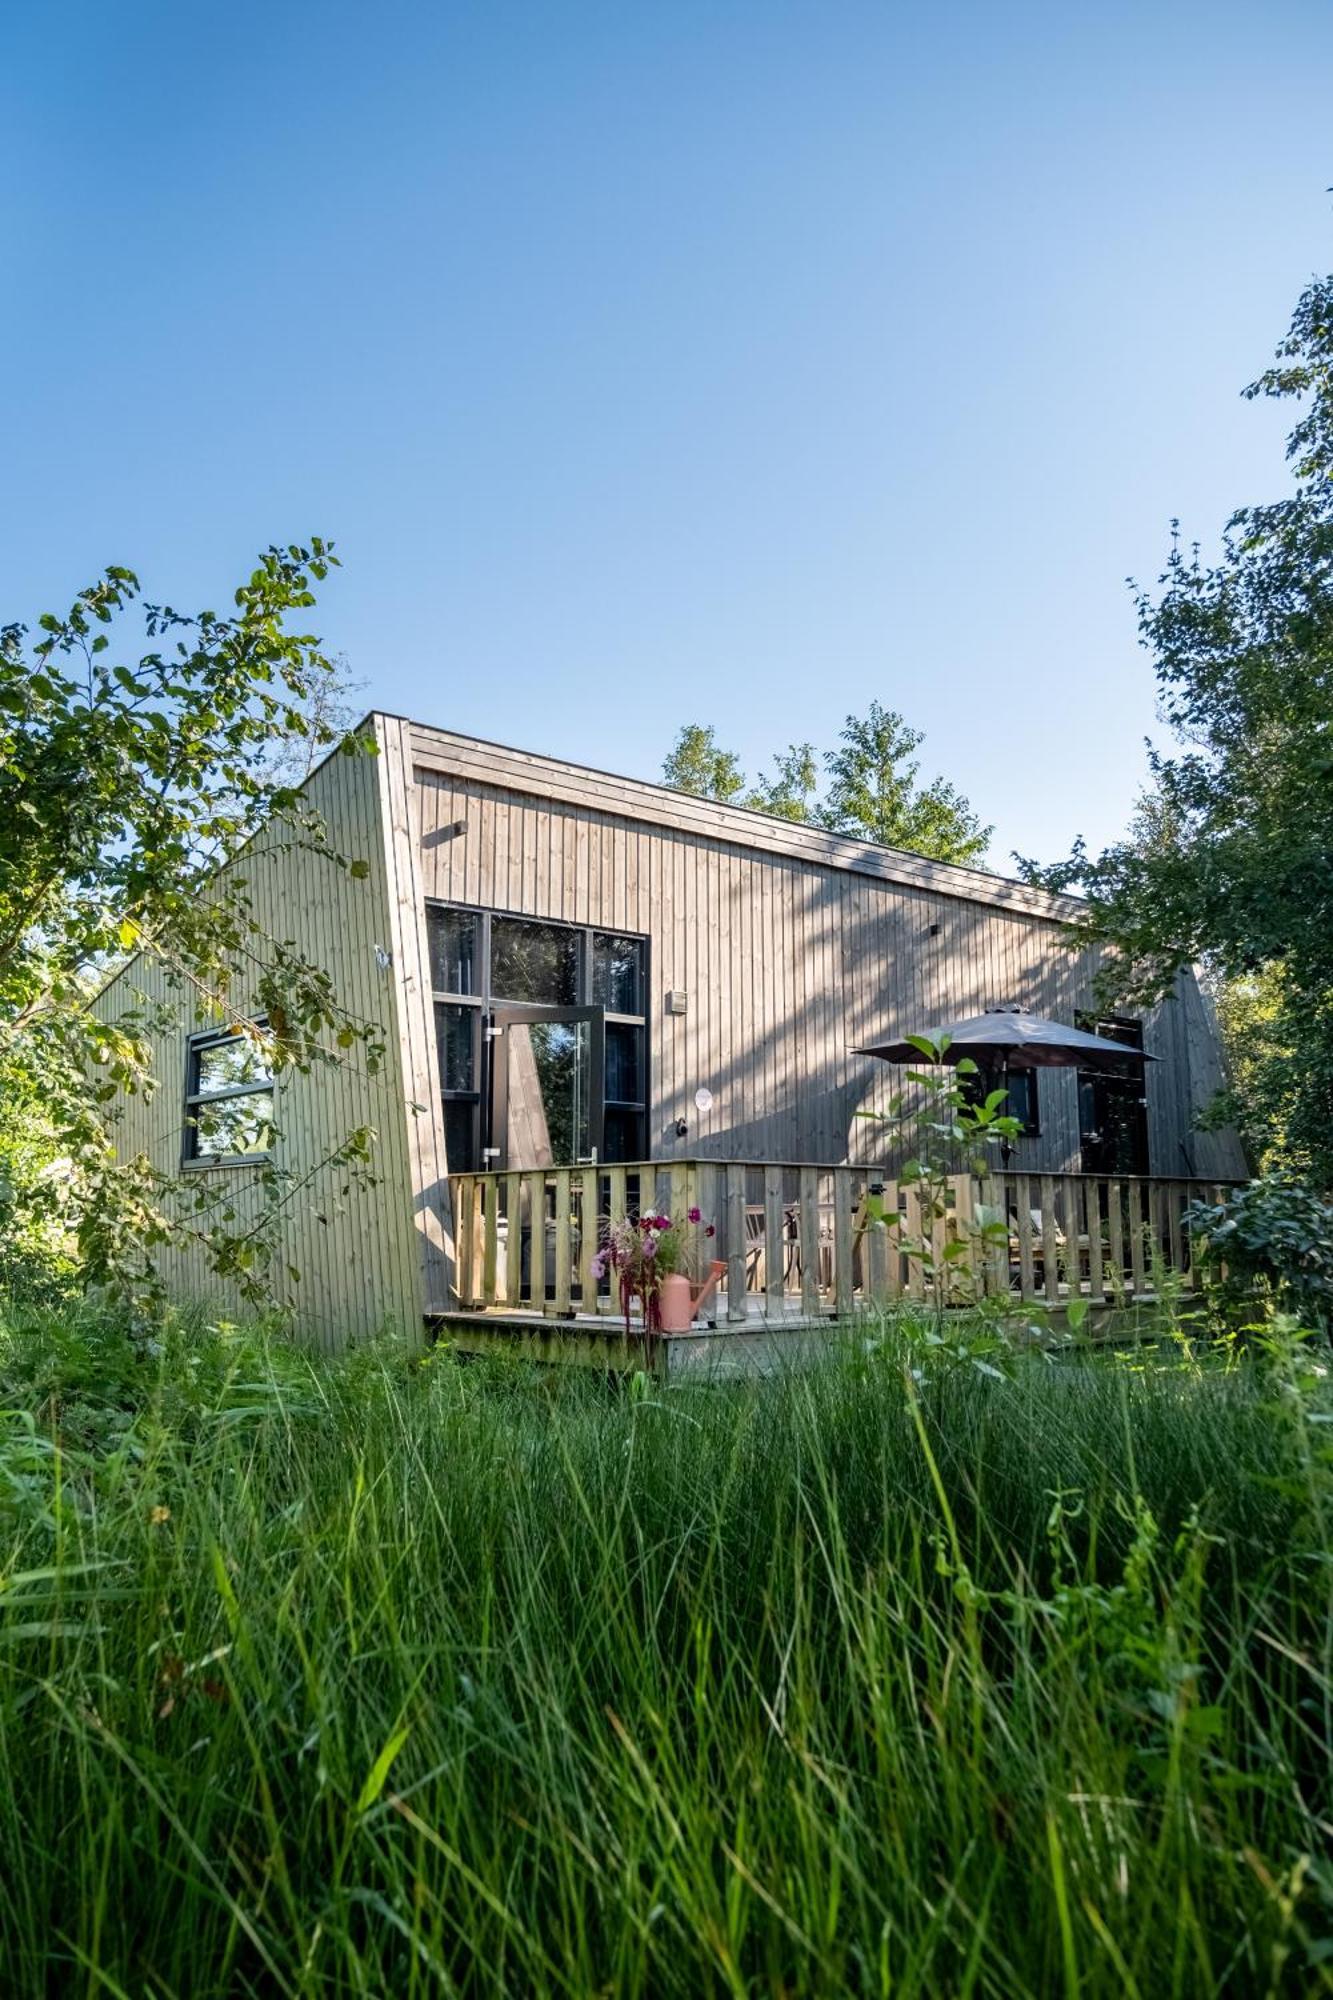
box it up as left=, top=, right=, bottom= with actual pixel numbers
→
left=693, top=1087, right=714, bottom=1112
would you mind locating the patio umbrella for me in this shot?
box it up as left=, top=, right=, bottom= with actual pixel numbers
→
left=856, top=1007, right=1154, bottom=1167
left=855, top=1006, right=1157, bottom=1072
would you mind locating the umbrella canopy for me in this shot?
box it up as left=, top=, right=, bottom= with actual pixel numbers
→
left=856, top=1007, right=1156, bottom=1071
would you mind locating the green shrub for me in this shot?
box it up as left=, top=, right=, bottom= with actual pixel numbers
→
left=1187, top=1175, right=1333, bottom=1325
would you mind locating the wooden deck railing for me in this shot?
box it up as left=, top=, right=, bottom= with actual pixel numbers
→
left=446, top=1160, right=1240, bottom=1321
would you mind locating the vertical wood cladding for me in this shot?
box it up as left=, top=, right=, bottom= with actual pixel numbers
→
left=405, top=733, right=1246, bottom=1184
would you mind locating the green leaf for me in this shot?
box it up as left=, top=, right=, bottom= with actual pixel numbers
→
left=356, top=1722, right=411, bottom=1813
left=905, top=1034, right=942, bottom=1061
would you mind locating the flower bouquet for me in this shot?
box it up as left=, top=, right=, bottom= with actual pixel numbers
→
left=592, top=1204, right=722, bottom=1344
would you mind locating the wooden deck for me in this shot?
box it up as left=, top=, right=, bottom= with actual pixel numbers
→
left=444, top=1158, right=1238, bottom=1359
left=434, top=1297, right=1188, bottom=1378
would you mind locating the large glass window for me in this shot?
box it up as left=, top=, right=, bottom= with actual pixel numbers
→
left=490, top=916, right=579, bottom=1005
left=426, top=905, right=648, bottom=1169
left=184, top=1027, right=274, bottom=1163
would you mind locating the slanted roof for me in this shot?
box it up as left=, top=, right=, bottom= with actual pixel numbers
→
left=389, top=713, right=1086, bottom=924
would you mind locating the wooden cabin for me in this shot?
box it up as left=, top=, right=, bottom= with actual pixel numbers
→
left=95, top=713, right=1246, bottom=1347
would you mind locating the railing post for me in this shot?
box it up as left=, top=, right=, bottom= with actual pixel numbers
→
left=1013, top=1173, right=1033, bottom=1301
left=764, top=1166, right=785, bottom=1314
left=832, top=1169, right=855, bottom=1318
left=1148, top=1181, right=1163, bottom=1287
left=1166, top=1182, right=1184, bottom=1279
left=1128, top=1180, right=1146, bottom=1296
left=901, top=1183, right=924, bottom=1301
left=481, top=1176, right=499, bottom=1306
left=1080, top=1176, right=1096, bottom=1304
left=579, top=1166, right=600, bottom=1311
left=1061, top=1175, right=1082, bottom=1298
left=1040, top=1176, right=1060, bottom=1304
left=553, top=1169, right=572, bottom=1315
left=1107, top=1179, right=1124, bottom=1300
left=454, top=1176, right=474, bottom=1306
left=725, top=1164, right=748, bottom=1322
left=503, top=1173, right=521, bottom=1306
left=976, top=1173, right=1007, bottom=1300
left=522, top=1171, right=545, bottom=1308
left=952, top=1173, right=975, bottom=1300
left=799, top=1167, right=821, bottom=1318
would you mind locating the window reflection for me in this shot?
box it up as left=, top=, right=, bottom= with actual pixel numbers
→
left=427, top=908, right=478, bottom=995
left=185, top=1026, right=275, bottom=1162
left=489, top=917, right=578, bottom=1005
left=593, top=934, right=643, bottom=1014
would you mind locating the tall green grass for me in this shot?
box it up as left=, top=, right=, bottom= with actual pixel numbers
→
left=0, top=1305, right=1330, bottom=1996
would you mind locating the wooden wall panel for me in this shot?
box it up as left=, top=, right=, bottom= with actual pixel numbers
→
left=93, top=729, right=424, bottom=1346
left=404, top=739, right=1246, bottom=1181
left=88, top=714, right=1248, bottom=1345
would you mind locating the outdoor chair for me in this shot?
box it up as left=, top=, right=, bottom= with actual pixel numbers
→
left=743, top=1203, right=801, bottom=1294
left=1007, top=1205, right=1092, bottom=1291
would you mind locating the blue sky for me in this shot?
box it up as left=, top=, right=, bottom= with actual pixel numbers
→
left=3, top=0, right=1330, bottom=868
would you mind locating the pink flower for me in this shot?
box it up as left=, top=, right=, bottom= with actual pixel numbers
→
left=642, top=1235, right=657, bottom=1258
left=687, top=1206, right=701, bottom=1224
left=705, top=1224, right=715, bottom=1238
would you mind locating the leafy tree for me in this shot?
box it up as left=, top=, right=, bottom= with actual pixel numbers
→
left=1022, top=270, right=1333, bottom=1187
left=662, top=724, right=746, bottom=803
left=744, top=741, right=819, bottom=822
left=0, top=544, right=382, bottom=1304
left=0, top=1043, right=77, bottom=1301
left=819, top=703, right=991, bottom=864
left=1206, top=965, right=1293, bottom=1175
left=663, top=705, right=992, bottom=865
left=259, top=651, right=366, bottom=788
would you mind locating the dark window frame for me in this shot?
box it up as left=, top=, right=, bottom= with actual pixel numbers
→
left=1074, top=1012, right=1151, bottom=1175
left=182, top=1023, right=275, bottom=1168
left=960, top=1061, right=1041, bottom=1138
left=425, top=902, right=651, bottom=1171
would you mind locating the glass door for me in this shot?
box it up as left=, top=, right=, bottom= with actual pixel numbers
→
left=490, top=1007, right=605, bottom=1169
left=1077, top=1016, right=1150, bottom=1175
